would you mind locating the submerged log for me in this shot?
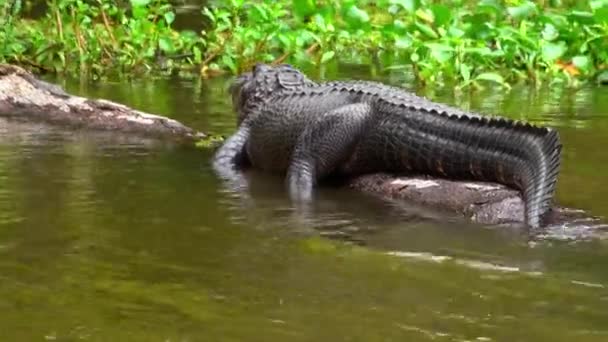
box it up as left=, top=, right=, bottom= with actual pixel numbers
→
left=1, top=63, right=606, bottom=239
left=0, top=64, right=205, bottom=143
left=348, top=174, right=608, bottom=240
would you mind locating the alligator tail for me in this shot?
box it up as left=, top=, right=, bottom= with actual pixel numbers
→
left=388, top=111, right=562, bottom=229
left=456, top=117, right=563, bottom=229
left=518, top=127, right=562, bottom=228
left=455, top=117, right=563, bottom=229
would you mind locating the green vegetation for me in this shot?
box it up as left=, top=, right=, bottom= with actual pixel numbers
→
left=1, top=0, right=608, bottom=87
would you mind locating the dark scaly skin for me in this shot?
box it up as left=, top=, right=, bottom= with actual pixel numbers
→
left=213, top=64, right=562, bottom=229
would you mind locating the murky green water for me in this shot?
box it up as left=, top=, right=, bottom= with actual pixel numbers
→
left=2, top=67, right=608, bottom=341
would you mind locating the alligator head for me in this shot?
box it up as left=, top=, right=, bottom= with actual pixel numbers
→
left=230, top=63, right=316, bottom=124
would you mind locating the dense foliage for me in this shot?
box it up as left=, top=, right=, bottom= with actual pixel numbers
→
left=1, top=0, right=608, bottom=87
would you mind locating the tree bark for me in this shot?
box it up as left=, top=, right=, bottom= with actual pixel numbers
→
left=1, top=63, right=606, bottom=240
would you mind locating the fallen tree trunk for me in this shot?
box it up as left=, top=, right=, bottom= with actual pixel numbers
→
left=1, top=63, right=606, bottom=240
left=0, top=64, right=206, bottom=143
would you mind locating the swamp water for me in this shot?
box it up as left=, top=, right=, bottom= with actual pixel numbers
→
left=1, top=68, right=608, bottom=341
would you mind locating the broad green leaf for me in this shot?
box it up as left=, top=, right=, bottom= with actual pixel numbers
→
left=131, top=5, right=148, bottom=19
left=447, top=27, right=465, bottom=38
left=507, top=2, right=537, bottom=20
left=430, top=4, right=451, bottom=27
left=590, top=0, right=608, bottom=10
left=567, top=11, right=594, bottom=25
left=130, top=0, right=151, bottom=7
left=541, top=41, right=566, bottom=62
left=292, top=0, right=316, bottom=19
left=460, top=63, right=471, bottom=82
left=250, top=4, right=270, bottom=22
left=393, top=19, right=406, bottom=29
left=572, top=56, right=590, bottom=71
left=415, top=9, right=433, bottom=23
left=415, top=22, right=437, bottom=38
left=192, top=46, right=202, bottom=63
left=145, top=46, right=155, bottom=57
left=277, top=34, right=291, bottom=48
left=541, top=23, right=558, bottom=41
left=222, top=54, right=236, bottom=72
left=390, top=0, right=419, bottom=13
left=344, top=5, right=370, bottom=25
left=320, top=50, right=335, bottom=63
left=201, top=8, right=216, bottom=22
left=593, top=6, right=608, bottom=23
left=388, top=4, right=401, bottom=15
left=164, top=12, right=175, bottom=25
left=158, top=37, right=174, bottom=53
left=597, top=70, right=608, bottom=84
left=426, top=43, right=453, bottom=63
left=395, top=36, right=412, bottom=49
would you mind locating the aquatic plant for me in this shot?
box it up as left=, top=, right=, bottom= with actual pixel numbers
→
left=1, top=0, right=607, bottom=87
left=1, top=0, right=203, bottom=77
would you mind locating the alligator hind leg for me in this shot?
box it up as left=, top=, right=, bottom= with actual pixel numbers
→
left=287, top=103, right=372, bottom=202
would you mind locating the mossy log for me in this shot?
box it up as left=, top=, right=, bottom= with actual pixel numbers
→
left=1, top=63, right=606, bottom=240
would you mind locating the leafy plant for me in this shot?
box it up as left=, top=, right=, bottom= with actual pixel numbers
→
left=2, top=0, right=607, bottom=86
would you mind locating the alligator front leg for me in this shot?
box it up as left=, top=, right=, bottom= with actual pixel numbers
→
left=287, top=103, right=372, bottom=201
left=212, top=125, right=251, bottom=191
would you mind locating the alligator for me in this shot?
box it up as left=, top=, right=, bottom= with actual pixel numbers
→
left=213, top=63, right=562, bottom=230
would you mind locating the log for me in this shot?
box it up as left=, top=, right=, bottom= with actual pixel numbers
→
left=0, top=64, right=206, bottom=143
left=348, top=174, right=608, bottom=240
left=1, top=63, right=606, bottom=240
